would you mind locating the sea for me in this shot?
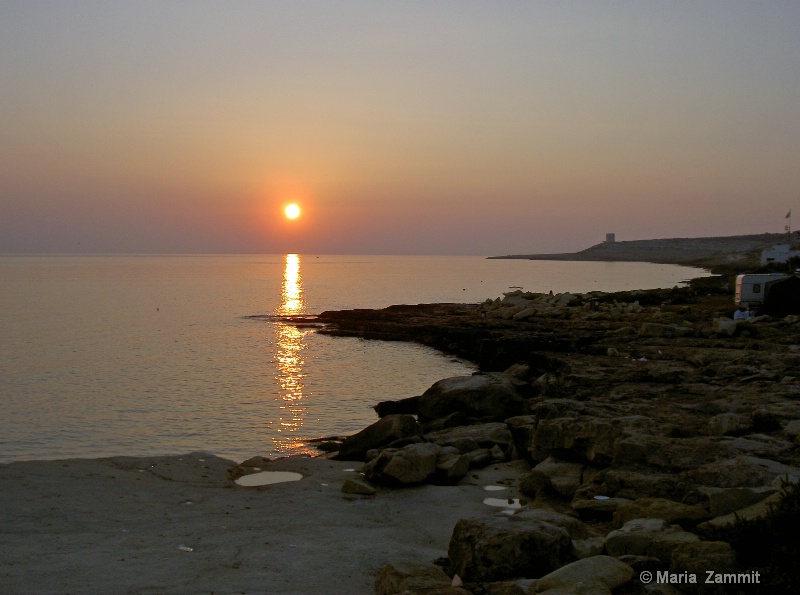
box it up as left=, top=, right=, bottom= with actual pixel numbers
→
left=0, top=254, right=708, bottom=464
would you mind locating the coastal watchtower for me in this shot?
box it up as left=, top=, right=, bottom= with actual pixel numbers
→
left=605, top=233, right=616, bottom=243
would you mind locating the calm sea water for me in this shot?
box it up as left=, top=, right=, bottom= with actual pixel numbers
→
left=0, top=254, right=706, bottom=463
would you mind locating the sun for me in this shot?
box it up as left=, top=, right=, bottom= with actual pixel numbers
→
left=284, top=203, right=301, bottom=220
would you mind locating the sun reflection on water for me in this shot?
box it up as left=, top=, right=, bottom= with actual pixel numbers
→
left=272, top=254, right=314, bottom=455
left=279, top=253, right=303, bottom=315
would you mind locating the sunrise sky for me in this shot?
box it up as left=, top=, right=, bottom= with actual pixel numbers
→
left=2, top=1, right=799, bottom=255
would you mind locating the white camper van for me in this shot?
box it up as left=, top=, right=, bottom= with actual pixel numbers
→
left=735, top=273, right=790, bottom=308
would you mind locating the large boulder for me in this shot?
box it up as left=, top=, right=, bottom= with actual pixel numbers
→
left=340, top=478, right=376, bottom=496
left=697, top=490, right=784, bottom=531
left=462, top=448, right=496, bottom=469
left=426, top=422, right=513, bottom=453
left=513, top=508, right=592, bottom=540
left=375, top=561, right=467, bottom=595
left=533, top=555, right=634, bottom=594
left=696, top=486, right=778, bottom=517
left=531, top=456, right=585, bottom=500
left=586, top=468, right=687, bottom=502
left=373, top=395, right=419, bottom=418
left=707, top=412, right=750, bottom=436
left=448, top=514, right=572, bottom=582
left=571, top=496, right=632, bottom=521
left=604, top=518, right=700, bottom=563
left=334, top=414, right=421, bottom=461
left=612, top=434, right=731, bottom=471
left=612, top=497, right=709, bottom=529
left=784, top=419, right=800, bottom=441
left=523, top=415, right=652, bottom=466
left=713, top=317, right=738, bottom=337
left=433, top=449, right=471, bottom=485
left=417, top=374, right=526, bottom=424
left=685, top=455, right=800, bottom=488
left=362, top=442, right=440, bottom=486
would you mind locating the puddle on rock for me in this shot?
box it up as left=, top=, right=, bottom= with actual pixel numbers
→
left=235, top=471, right=303, bottom=487
left=483, top=497, right=523, bottom=510
left=483, top=485, right=508, bottom=492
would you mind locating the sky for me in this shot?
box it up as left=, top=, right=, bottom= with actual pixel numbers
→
left=2, top=1, right=799, bottom=255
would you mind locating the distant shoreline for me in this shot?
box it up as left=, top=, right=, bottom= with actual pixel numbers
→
left=489, top=232, right=792, bottom=275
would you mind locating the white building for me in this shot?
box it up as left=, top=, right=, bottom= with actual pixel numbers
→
left=760, top=244, right=800, bottom=266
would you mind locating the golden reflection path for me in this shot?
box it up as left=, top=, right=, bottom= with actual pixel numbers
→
left=272, top=254, right=314, bottom=455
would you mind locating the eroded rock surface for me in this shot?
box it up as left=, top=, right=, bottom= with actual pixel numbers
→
left=301, top=282, right=800, bottom=592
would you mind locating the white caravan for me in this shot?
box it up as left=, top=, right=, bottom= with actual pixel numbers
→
left=734, top=273, right=791, bottom=308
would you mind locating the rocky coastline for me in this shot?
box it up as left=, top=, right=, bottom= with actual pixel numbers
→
left=305, top=274, right=800, bottom=593
left=488, top=233, right=791, bottom=274
left=3, top=275, right=800, bottom=593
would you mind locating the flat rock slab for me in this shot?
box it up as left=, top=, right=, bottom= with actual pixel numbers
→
left=0, top=454, right=528, bottom=594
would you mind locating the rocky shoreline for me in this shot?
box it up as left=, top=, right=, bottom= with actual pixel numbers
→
left=3, top=276, right=800, bottom=593
left=304, top=275, right=800, bottom=593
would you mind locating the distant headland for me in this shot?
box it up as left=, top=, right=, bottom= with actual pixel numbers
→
left=489, top=232, right=795, bottom=274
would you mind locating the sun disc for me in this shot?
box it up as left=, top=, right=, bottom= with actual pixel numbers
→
left=284, top=203, right=301, bottom=220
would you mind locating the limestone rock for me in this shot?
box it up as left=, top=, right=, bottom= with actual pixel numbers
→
left=340, top=477, right=376, bottom=496
left=615, top=554, right=662, bottom=576
left=447, top=437, right=482, bottom=454
left=572, top=536, right=606, bottom=560
left=531, top=456, right=585, bottom=500
left=524, top=415, right=651, bottom=466
left=533, top=555, right=634, bottom=593
left=686, top=455, right=800, bottom=488
left=785, top=419, right=800, bottom=440
left=696, top=486, right=778, bottom=517
left=463, top=448, right=494, bottom=469
left=421, top=411, right=472, bottom=433
left=707, top=413, right=750, bottom=436
left=697, top=489, right=784, bottom=531
left=519, top=470, right=553, bottom=500
left=604, top=518, right=700, bottom=563
left=375, top=561, right=464, bottom=595
left=571, top=496, right=631, bottom=520
left=505, top=363, right=532, bottom=379
left=612, top=497, right=709, bottom=529
left=587, top=468, right=685, bottom=502
left=639, top=322, right=694, bottom=338
left=433, top=451, right=471, bottom=485
left=669, top=542, right=737, bottom=593
left=713, top=317, right=737, bottom=337
left=513, top=508, right=592, bottom=540
left=334, top=414, right=421, bottom=461
left=373, top=395, right=420, bottom=418
left=417, top=373, right=526, bottom=424
left=612, top=434, right=731, bottom=471
left=512, top=307, right=539, bottom=321
left=448, top=515, right=572, bottom=582
left=363, top=442, right=440, bottom=486
left=426, top=423, right=513, bottom=453
left=490, top=444, right=506, bottom=462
